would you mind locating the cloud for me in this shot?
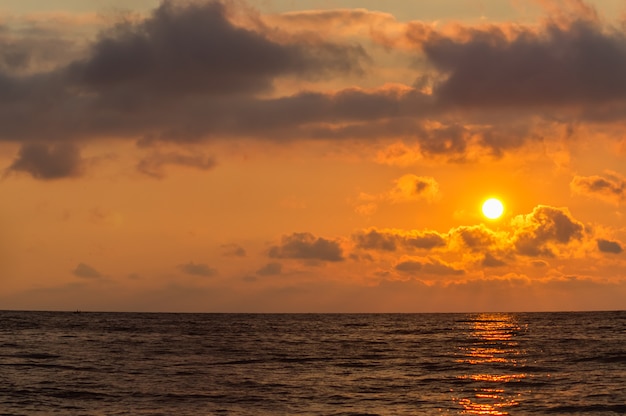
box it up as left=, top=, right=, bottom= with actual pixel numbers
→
left=597, top=239, right=623, bottom=254
left=421, top=16, right=626, bottom=108
left=353, top=228, right=399, bottom=251
left=73, top=262, right=102, bottom=279
left=269, top=232, right=344, bottom=262
left=531, top=260, right=549, bottom=267
left=511, top=206, right=585, bottom=257
left=354, top=205, right=600, bottom=276
left=452, top=225, right=501, bottom=252
left=137, top=151, right=216, bottom=178
left=1, top=0, right=625, bottom=172
left=0, top=0, right=370, bottom=148
left=388, top=174, right=440, bottom=203
left=395, top=257, right=464, bottom=276
left=264, top=8, right=400, bottom=39
left=354, top=174, right=441, bottom=215
left=5, top=143, right=83, bottom=179
left=482, top=253, right=507, bottom=268
left=394, top=260, right=422, bottom=272
left=256, top=262, right=282, bottom=276
left=0, top=16, right=87, bottom=75
left=353, top=228, right=446, bottom=252
left=221, top=244, right=246, bottom=257
left=178, top=261, right=217, bottom=277
left=570, top=171, right=626, bottom=205
left=67, top=0, right=367, bottom=98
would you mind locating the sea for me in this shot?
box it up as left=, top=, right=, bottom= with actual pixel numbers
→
left=0, top=311, right=624, bottom=415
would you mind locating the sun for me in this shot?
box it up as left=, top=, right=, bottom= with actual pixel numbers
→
left=482, top=198, right=504, bottom=219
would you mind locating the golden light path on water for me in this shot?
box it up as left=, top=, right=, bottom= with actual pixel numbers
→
left=454, top=313, right=528, bottom=415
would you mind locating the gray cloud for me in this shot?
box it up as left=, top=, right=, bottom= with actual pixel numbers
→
left=423, top=19, right=626, bottom=108
left=269, top=232, right=344, bottom=262
left=68, top=0, right=366, bottom=98
left=597, top=239, right=623, bottom=254
left=0, top=0, right=369, bottom=147
left=404, top=232, right=447, bottom=249
left=0, top=0, right=553, bottom=163
left=0, top=0, right=625, bottom=173
left=73, top=262, right=102, bottom=279
left=353, top=229, right=399, bottom=251
left=5, top=143, right=83, bottom=179
left=178, top=261, right=217, bottom=277
left=353, top=228, right=446, bottom=252
left=395, top=258, right=464, bottom=275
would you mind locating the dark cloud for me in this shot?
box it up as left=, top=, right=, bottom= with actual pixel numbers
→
left=137, top=151, right=216, bottom=178
left=394, top=260, right=422, bottom=272
left=453, top=225, right=499, bottom=251
left=0, top=0, right=371, bottom=149
left=73, top=262, right=102, bottom=279
left=482, top=253, right=507, bottom=268
left=404, top=232, right=447, bottom=249
left=68, top=0, right=366, bottom=98
left=570, top=172, right=626, bottom=204
left=513, top=206, right=584, bottom=257
left=183, top=87, right=431, bottom=141
left=353, top=229, right=398, bottom=251
left=1, top=0, right=626, bottom=171
left=417, top=123, right=468, bottom=156
left=423, top=19, right=626, bottom=108
left=256, top=262, right=282, bottom=276
left=178, top=261, right=217, bottom=277
left=269, top=232, right=344, bottom=262
left=353, top=228, right=446, bottom=252
left=597, top=239, right=623, bottom=254
left=0, top=0, right=548, bottom=162
left=395, top=258, right=464, bottom=275
left=5, top=143, right=83, bottom=179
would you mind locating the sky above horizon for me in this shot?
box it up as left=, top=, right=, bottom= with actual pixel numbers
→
left=1, top=0, right=626, bottom=312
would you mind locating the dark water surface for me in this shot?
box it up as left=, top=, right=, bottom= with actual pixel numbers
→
left=1, top=311, right=624, bottom=415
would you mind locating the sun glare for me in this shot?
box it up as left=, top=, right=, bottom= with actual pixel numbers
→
left=482, top=198, right=504, bottom=220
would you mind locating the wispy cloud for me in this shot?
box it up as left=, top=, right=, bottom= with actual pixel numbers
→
left=571, top=171, right=626, bottom=205
left=73, top=262, right=102, bottom=279
left=178, top=262, right=217, bottom=277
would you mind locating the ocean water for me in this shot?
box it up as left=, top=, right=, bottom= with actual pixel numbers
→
left=0, top=311, right=624, bottom=415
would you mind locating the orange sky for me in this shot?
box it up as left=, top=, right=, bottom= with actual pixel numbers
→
left=1, top=0, right=625, bottom=312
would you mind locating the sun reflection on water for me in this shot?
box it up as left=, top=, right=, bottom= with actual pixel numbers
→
left=454, top=313, right=527, bottom=415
